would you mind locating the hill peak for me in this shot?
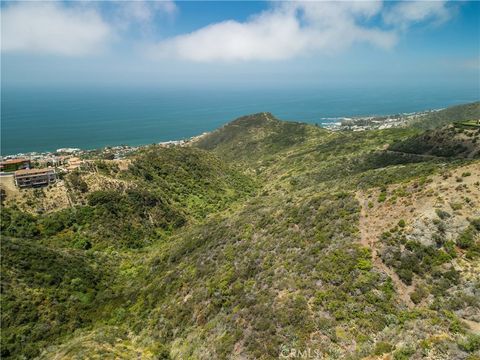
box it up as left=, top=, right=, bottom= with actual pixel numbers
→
left=228, top=112, right=278, bottom=127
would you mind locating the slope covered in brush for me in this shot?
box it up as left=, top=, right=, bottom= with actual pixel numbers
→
left=1, top=147, right=256, bottom=250
left=389, top=123, right=480, bottom=158
left=195, top=112, right=324, bottom=162
left=1, top=237, right=114, bottom=358
left=1, top=103, right=480, bottom=359
left=410, top=101, right=480, bottom=130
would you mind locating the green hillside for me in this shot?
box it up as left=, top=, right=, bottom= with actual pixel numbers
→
left=1, top=147, right=255, bottom=250
left=411, top=101, right=480, bottom=130
left=389, top=124, right=480, bottom=159
left=1, top=103, right=480, bottom=359
left=195, top=112, right=322, bottom=163
left=1, top=237, right=114, bottom=358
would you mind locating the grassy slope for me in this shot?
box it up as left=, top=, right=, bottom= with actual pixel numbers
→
left=1, top=103, right=480, bottom=359
left=389, top=124, right=480, bottom=159
left=411, top=101, right=480, bottom=130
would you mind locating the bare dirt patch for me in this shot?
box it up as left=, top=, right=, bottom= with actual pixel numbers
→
left=356, top=162, right=480, bottom=309
left=1, top=175, right=71, bottom=213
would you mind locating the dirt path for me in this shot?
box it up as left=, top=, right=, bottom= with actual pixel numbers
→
left=356, top=193, right=415, bottom=308
left=356, top=162, right=480, bottom=309
left=462, top=319, right=480, bottom=335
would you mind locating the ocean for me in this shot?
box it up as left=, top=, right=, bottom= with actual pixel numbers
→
left=1, top=84, right=478, bottom=155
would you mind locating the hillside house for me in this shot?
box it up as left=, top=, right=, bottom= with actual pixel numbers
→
left=14, top=168, right=56, bottom=188
left=0, top=158, right=31, bottom=173
left=66, top=157, right=84, bottom=172
left=37, top=156, right=68, bottom=168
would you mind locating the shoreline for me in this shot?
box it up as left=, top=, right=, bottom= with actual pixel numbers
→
left=0, top=132, right=211, bottom=163
left=0, top=106, right=446, bottom=160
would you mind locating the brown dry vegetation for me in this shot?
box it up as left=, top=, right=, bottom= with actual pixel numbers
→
left=358, top=162, right=480, bottom=331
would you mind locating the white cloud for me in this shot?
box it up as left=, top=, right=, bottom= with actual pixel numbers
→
left=112, top=0, right=177, bottom=29
left=1, top=0, right=456, bottom=61
left=1, top=2, right=112, bottom=56
left=383, top=1, right=451, bottom=28
left=150, top=8, right=309, bottom=62
left=149, top=0, right=457, bottom=63
left=0, top=0, right=177, bottom=56
left=148, top=1, right=397, bottom=62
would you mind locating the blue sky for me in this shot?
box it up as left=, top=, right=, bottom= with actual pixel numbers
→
left=1, top=1, right=479, bottom=90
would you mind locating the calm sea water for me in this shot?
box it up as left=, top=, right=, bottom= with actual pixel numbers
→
left=1, top=85, right=478, bottom=155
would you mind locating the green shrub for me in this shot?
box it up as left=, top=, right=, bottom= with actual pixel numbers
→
left=435, top=209, right=451, bottom=220
left=378, top=192, right=387, bottom=203
left=450, top=202, right=463, bottom=211
left=393, top=345, right=415, bottom=360
left=470, top=218, right=480, bottom=231
left=374, top=341, right=394, bottom=355
left=397, top=268, right=413, bottom=285
left=410, top=286, right=428, bottom=304
left=458, top=334, right=480, bottom=352
left=0, top=207, right=40, bottom=238
left=457, top=229, right=475, bottom=250
left=67, top=171, right=89, bottom=193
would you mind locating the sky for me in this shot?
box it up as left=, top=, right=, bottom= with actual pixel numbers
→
left=1, top=0, right=479, bottom=90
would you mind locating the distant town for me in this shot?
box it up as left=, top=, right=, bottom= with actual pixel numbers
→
left=0, top=133, right=209, bottom=189
left=323, top=108, right=442, bottom=131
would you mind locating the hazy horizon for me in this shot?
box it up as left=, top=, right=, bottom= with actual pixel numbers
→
left=1, top=1, right=479, bottom=89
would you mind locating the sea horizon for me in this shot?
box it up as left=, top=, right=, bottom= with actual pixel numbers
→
left=2, top=84, right=479, bottom=156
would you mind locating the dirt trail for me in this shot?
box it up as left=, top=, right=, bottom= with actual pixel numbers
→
left=356, top=193, right=415, bottom=308
left=462, top=319, right=480, bottom=334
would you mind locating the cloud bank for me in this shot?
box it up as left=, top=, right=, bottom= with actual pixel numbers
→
left=150, top=1, right=452, bottom=62
left=1, top=2, right=111, bottom=56
left=1, top=1, right=453, bottom=61
left=1, top=1, right=177, bottom=56
left=149, top=1, right=397, bottom=62
left=383, top=1, right=451, bottom=28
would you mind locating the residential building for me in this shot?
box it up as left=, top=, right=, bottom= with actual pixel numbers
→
left=14, top=168, right=56, bottom=188
left=66, top=157, right=84, bottom=172
left=0, top=158, right=31, bottom=172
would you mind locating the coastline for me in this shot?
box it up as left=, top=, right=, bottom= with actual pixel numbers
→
left=0, top=106, right=444, bottom=160
left=0, top=132, right=211, bottom=163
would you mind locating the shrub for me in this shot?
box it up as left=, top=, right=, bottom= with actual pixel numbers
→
left=378, top=192, right=387, bottom=203
left=470, top=218, right=480, bottom=231
left=457, top=229, right=475, bottom=250
left=357, top=258, right=373, bottom=271
left=0, top=207, right=40, bottom=238
left=450, top=202, right=463, bottom=211
left=458, top=334, right=480, bottom=352
left=68, top=171, right=89, bottom=193
left=397, top=268, right=413, bottom=285
left=410, top=286, right=428, bottom=304
left=435, top=209, right=451, bottom=220
left=393, top=346, right=415, bottom=360
left=374, top=341, right=394, bottom=355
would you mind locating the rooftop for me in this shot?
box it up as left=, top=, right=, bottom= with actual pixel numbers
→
left=15, top=168, right=55, bottom=176
left=0, top=158, right=30, bottom=165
